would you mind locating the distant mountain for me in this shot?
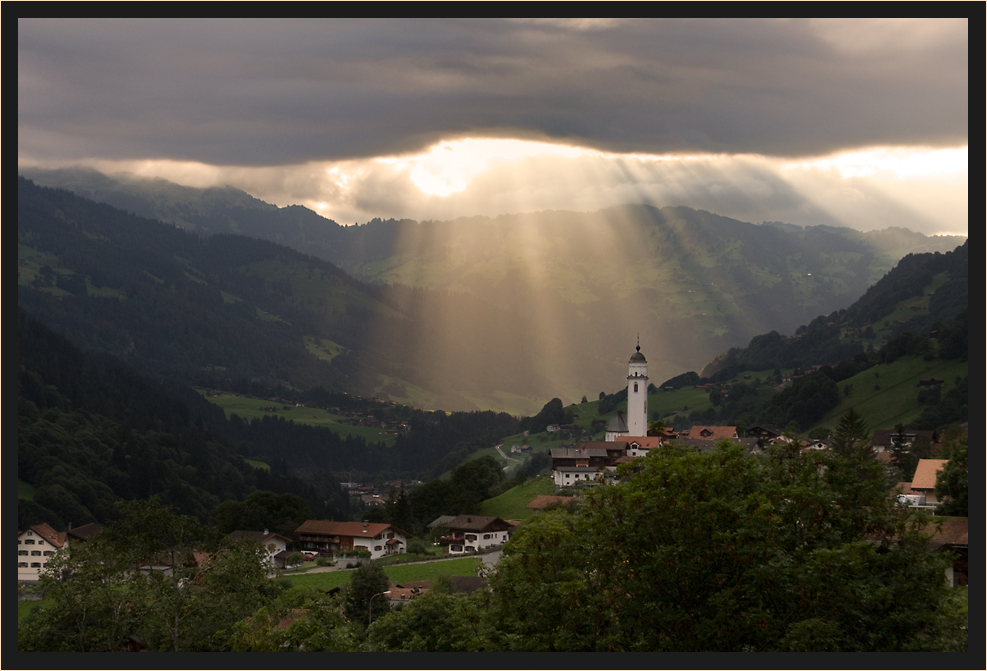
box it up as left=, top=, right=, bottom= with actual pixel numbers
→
left=699, top=240, right=968, bottom=379
left=20, top=168, right=966, bottom=412
left=17, top=178, right=587, bottom=414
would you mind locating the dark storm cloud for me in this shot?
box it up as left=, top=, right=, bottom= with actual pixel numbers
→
left=18, top=18, right=967, bottom=166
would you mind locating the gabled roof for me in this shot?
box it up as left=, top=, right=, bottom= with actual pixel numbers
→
left=229, top=529, right=292, bottom=545
left=551, top=446, right=610, bottom=458
left=606, top=412, right=628, bottom=433
left=445, top=515, right=510, bottom=532
left=925, top=517, right=968, bottom=548
left=66, top=523, right=102, bottom=542
left=910, top=459, right=948, bottom=491
left=295, top=520, right=409, bottom=539
left=871, top=429, right=935, bottom=447
left=426, top=515, right=457, bottom=529
left=19, top=523, right=66, bottom=549
left=627, top=437, right=664, bottom=450
left=689, top=426, right=738, bottom=441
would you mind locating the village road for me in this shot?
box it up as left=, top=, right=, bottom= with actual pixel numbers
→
left=493, top=444, right=521, bottom=470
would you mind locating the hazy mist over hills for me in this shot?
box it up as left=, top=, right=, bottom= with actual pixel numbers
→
left=19, top=170, right=965, bottom=415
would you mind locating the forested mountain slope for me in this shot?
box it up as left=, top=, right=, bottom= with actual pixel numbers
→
left=17, top=178, right=583, bottom=413
left=17, top=308, right=338, bottom=529
left=21, top=168, right=965, bottom=410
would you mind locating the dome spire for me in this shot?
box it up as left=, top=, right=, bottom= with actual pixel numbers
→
left=636, top=333, right=640, bottom=352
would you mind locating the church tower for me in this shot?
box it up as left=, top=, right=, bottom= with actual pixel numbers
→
left=626, top=339, right=649, bottom=437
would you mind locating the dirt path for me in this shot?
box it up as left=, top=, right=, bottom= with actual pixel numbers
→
left=494, top=443, right=521, bottom=469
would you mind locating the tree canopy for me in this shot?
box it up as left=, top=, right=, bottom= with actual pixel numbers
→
left=18, top=498, right=284, bottom=652
left=488, top=440, right=963, bottom=651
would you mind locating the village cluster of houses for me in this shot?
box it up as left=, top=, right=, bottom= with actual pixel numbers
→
left=19, top=348, right=968, bottom=591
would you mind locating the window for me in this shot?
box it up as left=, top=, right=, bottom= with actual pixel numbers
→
left=43, top=551, right=54, bottom=556
left=483, top=534, right=491, bottom=540
left=31, top=563, right=41, bottom=568
left=38, top=541, right=46, bottom=546
left=31, top=551, right=41, bottom=556
left=24, top=539, right=35, bottom=545
left=634, top=382, right=639, bottom=392
left=18, top=550, right=27, bottom=556
left=18, top=562, right=27, bottom=568
left=374, top=545, right=382, bottom=551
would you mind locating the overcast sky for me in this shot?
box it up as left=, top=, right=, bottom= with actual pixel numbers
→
left=18, top=18, right=968, bottom=235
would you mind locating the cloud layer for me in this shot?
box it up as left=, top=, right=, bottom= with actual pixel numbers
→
left=18, top=19, right=968, bottom=235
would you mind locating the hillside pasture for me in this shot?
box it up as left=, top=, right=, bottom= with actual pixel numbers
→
left=479, top=476, right=557, bottom=520
left=199, top=390, right=397, bottom=447
left=812, top=356, right=967, bottom=432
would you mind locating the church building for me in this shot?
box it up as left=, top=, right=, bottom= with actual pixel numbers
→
left=607, top=341, right=649, bottom=441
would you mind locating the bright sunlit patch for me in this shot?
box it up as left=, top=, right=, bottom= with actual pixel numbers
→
left=377, top=138, right=593, bottom=197
left=784, top=146, right=967, bottom=179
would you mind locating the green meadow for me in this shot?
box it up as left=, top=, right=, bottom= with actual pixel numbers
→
left=199, top=390, right=398, bottom=447
left=283, top=557, right=482, bottom=592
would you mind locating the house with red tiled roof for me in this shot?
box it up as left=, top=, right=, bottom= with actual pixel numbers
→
left=294, top=520, right=410, bottom=560
left=686, top=426, right=739, bottom=441
left=626, top=436, right=664, bottom=457
left=17, top=523, right=67, bottom=582
left=910, top=459, right=949, bottom=505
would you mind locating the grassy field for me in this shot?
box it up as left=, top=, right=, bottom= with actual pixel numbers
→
left=811, top=356, right=967, bottom=433
left=199, top=390, right=397, bottom=447
left=283, top=557, right=482, bottom=592
left=244, top=458, right=270, bottom=471
left=479, top=476, right=557, bottom=520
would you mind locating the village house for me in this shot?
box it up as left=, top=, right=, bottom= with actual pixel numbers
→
left=908, top=459, right=949, bottom=506
left=228, top=529, right=292, bottom=568
left=294, top=520, right=409, bottom=560
left=869, top=429, right=936, bottom=453
left=17, top=523, right=66, bottom=582
left=439, top=515, right=513, bottom=554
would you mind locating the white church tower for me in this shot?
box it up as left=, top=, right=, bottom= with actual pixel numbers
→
left=626, top=339, right=649, bottom=437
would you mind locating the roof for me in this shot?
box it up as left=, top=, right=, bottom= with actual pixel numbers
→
left=606, top=412, right=628, bottom=433
left=895, top=481, right=916, bottom=495
left=925, top=517, right=968, bottom=548
left=629, top=346, right=647, bottom=363
left=526, top=495, right=579, bottom=510
left=295, top=520, right=409, bottom=539
left=550, top=447, right=610, bottom=458
left=426, top=515, right=457, bottom=529
left=66, top=523, right=102, bottom=542
left=871, top=429, right=935, bottom=447
left=627, top=437, right=664, bottom=450
left=229, top=530, right=292, bottom=544
left=20, top=523, right=66, bottom=549
left=389, top=580, right=431, bottom=601
left=910, top=459, right=948, bottom=490
left=445, top=515, right=510, bottom=532
left=689, top=426, right=738, bottom=441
